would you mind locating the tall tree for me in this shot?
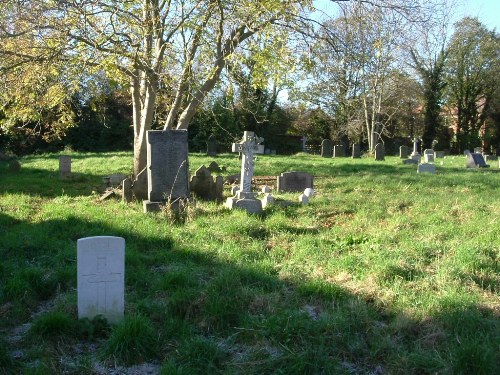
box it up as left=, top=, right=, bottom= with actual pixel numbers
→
left=445, top=17, right=500, bottom=152
left=0, top=0, right=313, bottom=175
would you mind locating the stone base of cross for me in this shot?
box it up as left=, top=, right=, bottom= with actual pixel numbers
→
left=226, top=131, right=264, bottom=214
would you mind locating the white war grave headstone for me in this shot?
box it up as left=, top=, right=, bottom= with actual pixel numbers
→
left=77, top=236, right=125, bottom=324
left=226, top=131, right=264, bottom=214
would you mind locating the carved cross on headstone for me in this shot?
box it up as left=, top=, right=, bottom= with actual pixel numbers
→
left=231, top=131, right=264, bottom=193
left=84, top=256, right=121, bottom=313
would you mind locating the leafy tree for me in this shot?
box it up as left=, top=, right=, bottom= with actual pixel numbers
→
left=445, top=17, right=500, bottom=152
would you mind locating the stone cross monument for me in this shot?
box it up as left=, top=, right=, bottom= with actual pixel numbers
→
left=226, top=131, right=264, bottom=213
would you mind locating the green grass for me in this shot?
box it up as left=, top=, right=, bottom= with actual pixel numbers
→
left=0, top=151, right=499, bottom=373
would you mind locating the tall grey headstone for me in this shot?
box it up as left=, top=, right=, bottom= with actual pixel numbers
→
left=352, top=143, right=361, bottom=158
left=321, top=139, right=333, bottom=158
left=374, top=143, right=385, bottom=161
left=206, top=134, right=217, bottom=157
left=59, top=156, right=71, bottom=179
left=333, top=144, right=346, bottom=157
left=144, top=130, right=189, bottom=212
left=226, top=131, right=264, bottom=214
left=399, top=146, right=410, bottom=159
left=77, top=236, right=125, bottom=324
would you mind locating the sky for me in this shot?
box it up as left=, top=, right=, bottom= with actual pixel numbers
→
left=459, top=0, right=500, bottom=31
left=313, top=0, right=500, bottom=32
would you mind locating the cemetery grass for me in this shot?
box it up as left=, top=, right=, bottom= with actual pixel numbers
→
left=1, top=152, right=499, bottom=374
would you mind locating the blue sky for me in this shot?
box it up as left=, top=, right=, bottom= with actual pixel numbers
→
left=313, top=0, right=499, bottom=32
left=460, top=0, right=500, bottom=30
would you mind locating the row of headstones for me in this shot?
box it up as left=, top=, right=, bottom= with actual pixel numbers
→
left=206, top=134, right=277, bottom=156
left=320, top=140, right=362, bottom=158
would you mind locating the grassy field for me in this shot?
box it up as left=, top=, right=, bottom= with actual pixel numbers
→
left=0, top=151, right=499, bottom=374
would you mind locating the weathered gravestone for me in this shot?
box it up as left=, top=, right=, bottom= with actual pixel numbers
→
left=77, top=236, right=125, bottom=324
left=434, top=151, right=445, bottom=158
left=190, top=165, right=223, bottom=201
left=143, top=130, right=189, bottom=212
left=132, top=168, right=148, bottom=201
left=466, top=153, right=490, bottom=168
left=484, top=155, right=498, bottom=161
left=207, top=161, right=223, bottom=173
left=59, top=156, right=71, bottom=179
left=374, top=143, right=385, bottom=161
left=399, top=145, right=410, bottom=159
left=352, top=143, right=361, bottom=158
left=424, top=152, right=435, bottom=164
left=474, top=147, right=483, bottom=154
left=321, top=139, right=333, bottom=158
left=122, top=178, right=133, bottom=203
left=402, top=158, right=418, bottom=165
left=277, top=172, right=314, bottom=192
left=226, top=131, right=264, bottom=214
left=206, top=134, right=217, bottom=157
left=333, top=145, right=346, bottom=157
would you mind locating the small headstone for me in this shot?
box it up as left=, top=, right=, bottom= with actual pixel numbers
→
left=77, top=236, right=125, bottom=324
left=417, top=163, right=436, bottom=174
left=321, top=139, right=332, bottom=158
left=484, top=155, right=497, bottom=161
left=277, top=171, right=314, bottom=192
left=264, top=148, right=271, bottom=155
left=402, top=159, right=418, bottom=165
left=424, top=153, right=435, bottom=163
left=298, top=194, right=309, bottom=205
left=352, top=143, right=361, bottom=158
left=207, top=161, right=222, bottom=173
left=122, top=178, right=133, bottom=203
left=59, top=156, right=71, bottom=179
left=132, top=168, right=148, bottom=201
left=399, top=146, right=410, bottom=159
left=434, top=151, right=445, bottom=158
left=464, top=149, right=471, bottom=156
left=423, top=149, right=434, bottom=155
left=261, top=193, right=274, bottom=208
left=206, top=134, right=217, bottom=157
left=374, top=143, right=385, bottom=161
left=474, top=147, right=483, bottom=154
left=303, top=188, right=315, bottom=197
left=333, top=144, right=346, bottom=157
left=190, top=165, right=223, bottom=201
left=8, top=160, right=21, bottom=172
left=466, top=153, right=490, bottom=168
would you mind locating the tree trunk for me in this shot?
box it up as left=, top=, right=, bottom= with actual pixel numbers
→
left=132, top=73, right=157, bottom=177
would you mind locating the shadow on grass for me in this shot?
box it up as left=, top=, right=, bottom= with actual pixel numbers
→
left=0, top=164, right=107, bottom=198
left=0, top=211, right=498, bottom=374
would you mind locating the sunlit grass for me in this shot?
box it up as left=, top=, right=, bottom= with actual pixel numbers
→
left=0, top=151, right=499, bottom=373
